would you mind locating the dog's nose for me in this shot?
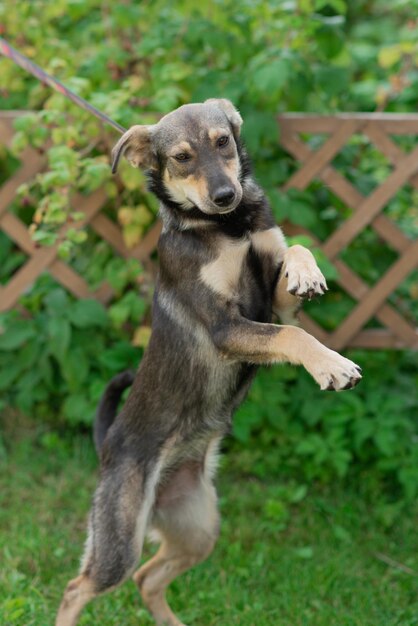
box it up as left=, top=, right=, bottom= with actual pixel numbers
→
left=213, top=187, right=236, bottom=207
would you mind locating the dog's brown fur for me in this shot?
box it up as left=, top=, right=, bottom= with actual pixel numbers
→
left=56, top=99, right=361, bottom=626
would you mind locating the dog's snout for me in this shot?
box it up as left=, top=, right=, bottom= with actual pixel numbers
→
left=213, top=187, right=236, bottom=207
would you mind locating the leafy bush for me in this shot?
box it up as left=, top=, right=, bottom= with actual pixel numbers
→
left=2, top=0, right=418, bottom=247
left=0, top=276, right=147, bottom=428
left=0, top=1, right=418, bottom=503
left=231, top=350, right=418, bottom=505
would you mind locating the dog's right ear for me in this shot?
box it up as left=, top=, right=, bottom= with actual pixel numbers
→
left=111, top=125, right=156, bottom=174
left=205, top=98, right=243, bottom=137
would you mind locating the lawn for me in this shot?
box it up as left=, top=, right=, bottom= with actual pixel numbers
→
left=1, top=431, right=418, bottom=626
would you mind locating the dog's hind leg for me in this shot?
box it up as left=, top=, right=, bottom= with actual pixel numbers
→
left=134, top=457, right=220, bottom=626
left=55, top=457, right=164, bottom=626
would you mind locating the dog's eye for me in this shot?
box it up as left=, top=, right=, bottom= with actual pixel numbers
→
left=217, top=136, right=229, bottom=147
left=174, top=153, right=191, bottom=162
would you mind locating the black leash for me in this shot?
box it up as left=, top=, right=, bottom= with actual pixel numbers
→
left=0, top=36, right=126, bottom=135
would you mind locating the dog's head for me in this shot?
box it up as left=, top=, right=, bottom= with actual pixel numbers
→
left=111, top=99, right=244, bottom=215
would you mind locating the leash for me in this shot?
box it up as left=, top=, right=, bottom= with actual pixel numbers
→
left=0, top=36, right=126, bottom=135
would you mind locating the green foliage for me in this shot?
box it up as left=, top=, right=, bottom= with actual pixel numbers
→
left=231, top=350, right=418, bottom=504
left=1, top=0, right=418, bottom=246
left=0, top=0, right=417, bottom=504
left=0, top=277, right=147, bottom=428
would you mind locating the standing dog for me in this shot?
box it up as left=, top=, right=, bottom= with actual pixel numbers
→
left=56, top=99, right=361, bottom=626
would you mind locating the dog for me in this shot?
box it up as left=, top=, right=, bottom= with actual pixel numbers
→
left=56, top=99, right=361, bottom=626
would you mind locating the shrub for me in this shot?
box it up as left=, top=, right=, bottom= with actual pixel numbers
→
left=0, top=1, right=417, bottom=503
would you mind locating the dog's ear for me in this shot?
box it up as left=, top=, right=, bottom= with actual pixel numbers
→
left=111, top=125, right=156, bottom=174
left=205, top=98, right=243, bottom=136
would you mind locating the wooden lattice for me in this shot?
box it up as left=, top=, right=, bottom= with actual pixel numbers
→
left=0, top=112, right=161, bottom=312
left=0, top=111, right=417, bottom=349
left=279, top=113, right=418, bottom=350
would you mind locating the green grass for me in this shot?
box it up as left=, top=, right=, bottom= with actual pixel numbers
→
left=1, top=432, right=418, bottom=626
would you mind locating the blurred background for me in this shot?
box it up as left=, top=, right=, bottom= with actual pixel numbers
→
left=1, top=2, right=418, bottom=625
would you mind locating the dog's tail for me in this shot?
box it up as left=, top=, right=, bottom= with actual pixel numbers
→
left=93, top=370, right=135, bottom=454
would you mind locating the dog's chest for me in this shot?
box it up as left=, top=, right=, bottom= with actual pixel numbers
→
left=199, top=236, right=251, bottom=298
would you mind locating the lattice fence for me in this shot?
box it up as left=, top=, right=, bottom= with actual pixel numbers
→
left=279, top=113, right=418, bottom=350
left=0, top=111, right=417, bottom=349
left=0, top=111, right=161, bottom=312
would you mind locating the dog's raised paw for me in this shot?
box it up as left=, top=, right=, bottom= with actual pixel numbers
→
left=286, top=265, right=328, bottom=300
left=310, top=351, right=362, bottom=391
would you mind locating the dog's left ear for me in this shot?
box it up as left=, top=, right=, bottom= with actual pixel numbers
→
left=111, top=125, right=156, bottom=174
left=205, top=98, right=243, bottom=137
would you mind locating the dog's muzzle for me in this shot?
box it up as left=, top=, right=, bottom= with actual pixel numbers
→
left=212, top=186, right=236, bottom=208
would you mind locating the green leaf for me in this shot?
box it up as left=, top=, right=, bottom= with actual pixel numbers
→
left=58, top=241, right=73, bottom=260
left=108, top=292, right=146, bottom=328
left=332, top=449, right=352, bottom=477
left=31, top=230, right=58, bottom=246
left=233, top=403, right=262, bottom=443
left=61, top=346, right=89, bottom=390
left=44, top=289, right=70, bottom=315
left=250, top=57, right=289, bottom=97
left=68, top=299, right=108, bottom=329
left=62, top=394, right=94, bottom=425
left=0, top=360, right=23, bottom=390
left=18, top=339, right=42, bottom=370
left=315, top=66, right=350, bottom=97
left=79, top=160, right=110, bottom=192
left=36, top=354, right=53, bottom=389
left=48, top=145, right=79, bottom=171
left=315, top=24, right=345, bottom=59
left=10, top=131, right=29, bottom=154
left=66, top=228, right=87, bottom=244
left=287, top=200, right=317, bottom=228
left=269, top=189, right=291, bottom=222
left=374, top=428, right=397, bottom=457
left=13, top=113, right=39, bottom=133
left=241, top=110, right=278, bottom=153
left=0, top=322, right=36, bottom=351
left=40, top=169, right=72, bottom=189
left=47, top=317, right=71, bottom=362
left=99, top=341, right=140, bottom=372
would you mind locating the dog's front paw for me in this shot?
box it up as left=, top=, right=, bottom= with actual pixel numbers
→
left=284, top=247, right=328, bottom=300
left=308, top=350, right=362, bottom=391
left=287, top=271, right=328, bottom=300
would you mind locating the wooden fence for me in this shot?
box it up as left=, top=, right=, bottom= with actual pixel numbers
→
left=0, top=111, right=417, bottom=350
left=0, top=111, right=162, bottom=309
left=279, top=114, right=418, bottom=350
